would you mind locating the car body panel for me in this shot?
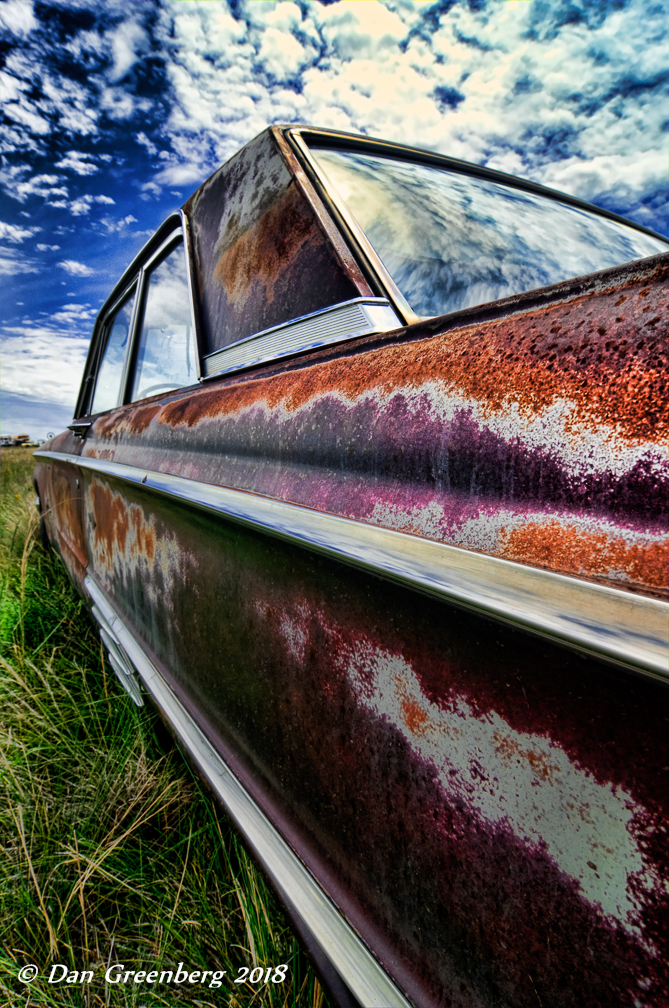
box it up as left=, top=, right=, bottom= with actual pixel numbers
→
left=75, top=253, right=667, bottom=599
left=34, top=125, right=669, bottom=1007
left=183, top=128, right=371, bottom=355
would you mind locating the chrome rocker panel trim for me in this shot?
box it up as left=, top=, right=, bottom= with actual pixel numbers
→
left=36, top=450, right=669, bottom=683
left=84, top=575, right=411, bottom=1008
left=95, top=615, right=144, bottom=707
left=202, top=297, right=401, bottom=378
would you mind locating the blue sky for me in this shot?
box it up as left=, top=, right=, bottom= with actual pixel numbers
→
left=1, top=0, right=667, bottom=438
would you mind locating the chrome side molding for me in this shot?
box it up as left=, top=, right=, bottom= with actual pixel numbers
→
left=83, top=575, right=412, bottom=1008
left=90, top=603, right=144, bottom=706
left=202, top=297, right=401, bottom=378
left=36, top=450, right=669, bottom=683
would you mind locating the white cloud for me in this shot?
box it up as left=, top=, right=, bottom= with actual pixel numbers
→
left=2, top=101, right=51, bottom=135
left=135, top=130, right=158, bottom=156
left=538, top=148, right=668, bottom=205
left=0, top=165, right=68, bottom=203
left=40, top=72, right=99, bottom=136
left=99, top=84, right=148, bottom=121
left=318, top=1, right=408, bottom=60
left=57, top=259, right=94, bottom=276
left=107, top=19, right=148, bottom=82
left=98, top=213, right=139, bottom=233
left=0, top=68, right=30, bottom=102
left=0, top=221, right=40, bottom=242
left=0, top=330, right=89, bottom=406
left=49, top=303, right=97, bottom=325
left=256, top=26, right=315, bottom=81
left=68, top=193, right=116, bottom=216
left=36, top=242, right=60, bottom=251
left=0, top=247, right=38, bottom=275
left=0, top=0, right=38, bottom=37
left=54, top=150, right=100, bottom=176
left=147, top=0, right=667, bottom=226
left=2, top=53, right=100, bottom=146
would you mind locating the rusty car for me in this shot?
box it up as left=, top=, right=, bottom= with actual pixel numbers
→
left=34, top=126, right=668, bottom=1008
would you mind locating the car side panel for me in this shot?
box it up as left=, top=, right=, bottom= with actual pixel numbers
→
left=82, top=253, right=668, bottom=599
left=73, top=253, right=669, bottom=1007
left=34, top=429, right=87, bottom=591
left=81, top=470, right=668, bottom=1008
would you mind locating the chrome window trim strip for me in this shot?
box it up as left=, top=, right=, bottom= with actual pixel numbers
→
left=36, top=450, right=669, bottom=683
left=179, top=210, right=205, bottom=382
left=89, top=282, right=140, bottom=418
left=74, top=214, right=187, bottom=419
left=289, top=133, right=420, bottom=326
left=121, top=227, right=189, bottom=405
left=286, top=126, right=669, bottom=246
left=202, top=297, right=401, bottom=379
left=83, top=574, right=411, bottom=1008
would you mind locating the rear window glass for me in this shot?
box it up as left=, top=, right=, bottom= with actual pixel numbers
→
left=310, top=148, right=668, bottom=318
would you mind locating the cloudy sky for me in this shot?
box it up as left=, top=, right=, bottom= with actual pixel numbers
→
left=1, top=0, right=667, bottom=438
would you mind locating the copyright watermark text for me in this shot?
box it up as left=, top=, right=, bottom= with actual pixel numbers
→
left=17, top=961, right=289, bottom=988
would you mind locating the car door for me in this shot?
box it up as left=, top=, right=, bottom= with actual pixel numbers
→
left=36, top=128, right=669, bottom=1008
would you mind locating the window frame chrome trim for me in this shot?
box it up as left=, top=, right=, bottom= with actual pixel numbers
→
left=121, top=227, right=191, bottom=405
left=202, top=297, right=402, bottom=379
left=284, top=126, right=669, bottom=332
left=88, top=281, right=140, bottom=418
left=288, top=131, right=420, bottom=328
left=179, top=210, right=205, bottom=381
left=34, top=450, right=669, bottom=684
left=73, top=214, right=196, bottom=421
left=83, top=573, right=412, bottom=1008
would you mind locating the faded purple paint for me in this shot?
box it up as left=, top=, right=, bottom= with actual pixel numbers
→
left=34, top=124, right=669, bottom=1008
left=83, top=254, right=668, bottom=597
left=73, top=474, right=669, bottom=1006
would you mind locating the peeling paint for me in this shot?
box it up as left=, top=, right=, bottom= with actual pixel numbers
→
left=84, top=256, right=668, bottom=598
left=341, top=638, right=648, bottom=943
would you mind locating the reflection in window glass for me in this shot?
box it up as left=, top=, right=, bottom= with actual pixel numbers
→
left=311, top=149, right=668, bottom=318
left=91, top=290, right=135, bottom=414
left=131, top=241, right=196, bottom=401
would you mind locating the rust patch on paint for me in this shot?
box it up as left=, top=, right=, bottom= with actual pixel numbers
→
left=214, top=183, right=327, bottom=309
left=89, top=479, right=131, bottom=555
left=492, top=733, right=561, bottom=782
left=123, top=402, right=162, bottom=436
left=88, top=479, right=156, bottom=566
left=130, top=503, right=156, bottom=561
left=500, top=520, right=669, bottom=590
left=94, top=403, right=162, bottom=439
left=161, top=257, right=667, bottom=442
left=400, top=695, right=430, bottom=735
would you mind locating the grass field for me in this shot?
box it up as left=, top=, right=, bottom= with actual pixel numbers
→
left=0, top=446, right=327, bottom=1007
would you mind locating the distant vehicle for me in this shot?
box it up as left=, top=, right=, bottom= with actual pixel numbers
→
left=1, top=434, right=34, bottom=447
left=34, top=126, right=668, bottom=1008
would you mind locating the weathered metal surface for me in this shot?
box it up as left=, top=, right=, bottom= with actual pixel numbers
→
left=34, top=450, right=669, bottom=680
left=82, top=253, right=668, bottom=599
left=33, top=429, right=87, bottom=589
left=183, top=129, right=366, bottom=354
left=78, top=472, right=668, bottom=1006
left=35, top=121, right=669, bottom=1007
